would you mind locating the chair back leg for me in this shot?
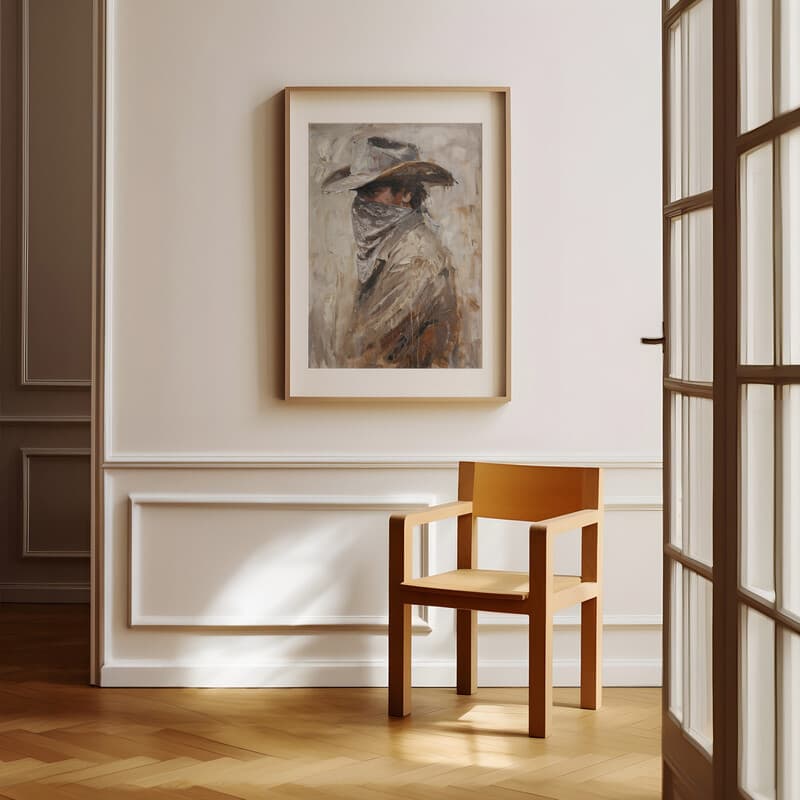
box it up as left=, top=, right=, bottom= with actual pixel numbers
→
left=580, top=517, right=603, bottom=710
left=388, top=599, right=411, bottom=717
left=580, top=596, right=603, bottom=710
left=456, top=609, right=477, bottom=695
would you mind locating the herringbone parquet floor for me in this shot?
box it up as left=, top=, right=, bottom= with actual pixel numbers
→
left=0, top=605, right=661, bottom=799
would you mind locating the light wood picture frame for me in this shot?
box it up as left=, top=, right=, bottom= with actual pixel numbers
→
left=285, top=86, right=510, bottom=401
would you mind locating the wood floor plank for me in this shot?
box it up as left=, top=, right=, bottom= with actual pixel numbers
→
left=0, top=605, right=662, bottom=800
left=0, top=759, right=90, bottom=787
left=39, top=756, right=160, bottom=785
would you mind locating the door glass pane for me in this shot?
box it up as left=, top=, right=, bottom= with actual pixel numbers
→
left=688, top=210, right=713, bottom=381
left=778, top=0, right=800, bottom=115
left=669, top=1, right=713, bottom=201
left=669, top=210, right=713, bottom=381
left=669, top=20, right=683, bottom=201
left=779, top=628, right=800, bottom=800
left=671, top=395, right=713, bottom=565
left=741, top=143, right=775, bottom=365
left=671, top=393, right=684, bottom=549
left=741, top=606, right=776, bottom=800
left=742, top=384, right=776, bottom=603
left=670, top=560, right=684, bottom=721
left=670, top=218, right=683, bottom=378
left=740, top=0, right=774, bottom=132
left=783, top=385, right=800, bottom=619
left=686, top=571, right=713, bottom=752
left=782, top=129, right=800, bottom=364
left=686, top=0, right=712, bottom=197
left=687, top=398, right=713, bottom=565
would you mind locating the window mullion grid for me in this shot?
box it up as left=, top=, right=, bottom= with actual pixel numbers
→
left=665, top=378, right=714, bottom=398
left=667, top=544, right=715, bottom=582
left=738, top=588, right=800, bottom=637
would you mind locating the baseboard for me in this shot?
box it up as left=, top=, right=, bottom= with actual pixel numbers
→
left=0, top=582, right=90, bottom=603
left=101, top=658, right=662, bottom=688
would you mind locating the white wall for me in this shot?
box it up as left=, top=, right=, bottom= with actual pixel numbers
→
left=102, top=0, right=663, bottom=687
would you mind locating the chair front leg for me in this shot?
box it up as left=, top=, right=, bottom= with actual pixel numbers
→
left=456, top=513, right=478, bottom=695
left=529, top=527, right=553, bottom=737
left=388, top=515, right=412, bottom=717
left=529, top=605, right=553, bottom=738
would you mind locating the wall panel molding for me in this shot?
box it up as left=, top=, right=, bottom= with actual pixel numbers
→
left=1, top=416, right=91, bottom=424
left=22, top=447, right=91, bottom=557
left=19, top=0, right=92, bottom=388
left=604, top=497, right=662, bottom=511
left=128, top=493, right=434, bottom=631
left=0, top=582, right=89, bottom=603
left=104, top=455, right=663, bottom=470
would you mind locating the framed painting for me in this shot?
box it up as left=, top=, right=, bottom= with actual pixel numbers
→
left=285, top=86, right=510, bottom=400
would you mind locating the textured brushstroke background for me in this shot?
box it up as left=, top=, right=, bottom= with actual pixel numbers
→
left=308, top=123, right=482, bottom=368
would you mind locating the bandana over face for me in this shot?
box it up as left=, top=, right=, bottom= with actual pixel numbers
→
left=351, top=195, right=418, bottom=284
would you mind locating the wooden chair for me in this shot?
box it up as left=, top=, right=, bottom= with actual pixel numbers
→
left=388, top=461, right=603, bottom=738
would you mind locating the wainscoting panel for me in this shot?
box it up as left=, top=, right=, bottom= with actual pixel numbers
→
left=102, top=462, right=662, bottom=687
left=128, top=493, right=432, bottom=630
left=20, top=0, right=93, bottom=386
left=23, top=448, right=91, bottom=557
left=0, top=426, right=90, bottom=600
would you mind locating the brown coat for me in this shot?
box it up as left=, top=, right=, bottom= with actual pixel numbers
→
left=347, top=218, right=460, bottom=368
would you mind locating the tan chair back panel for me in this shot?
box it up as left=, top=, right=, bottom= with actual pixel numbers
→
left=457, top=461, right=601, bottom=522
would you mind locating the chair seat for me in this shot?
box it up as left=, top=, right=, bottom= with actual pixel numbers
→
left=401, top=569, right=582, bottom=601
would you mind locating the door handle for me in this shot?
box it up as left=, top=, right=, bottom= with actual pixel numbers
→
left=641, top=322, right=665, bottom=348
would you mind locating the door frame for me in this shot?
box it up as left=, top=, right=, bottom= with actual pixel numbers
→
left=711, top=1, right=738, bottom=797
left=89, top=0, right=107, bottom=687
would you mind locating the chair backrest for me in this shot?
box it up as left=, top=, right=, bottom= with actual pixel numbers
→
left=457, top=461, right=601, bottom=522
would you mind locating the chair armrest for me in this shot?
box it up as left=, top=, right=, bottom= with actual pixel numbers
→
left=389, top=501, right=473, bottom=585
left=390, top=501, right=473, bottom=532
left=529, top=508, right=601, bottom=537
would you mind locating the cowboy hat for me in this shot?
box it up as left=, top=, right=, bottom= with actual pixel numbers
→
left=321, top=135, right=455, bottom=193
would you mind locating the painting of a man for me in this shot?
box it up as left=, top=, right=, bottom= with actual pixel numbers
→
left=308, top=124, right=482, bottom=369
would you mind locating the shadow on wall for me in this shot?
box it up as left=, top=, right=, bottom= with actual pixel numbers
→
left=251, top=92, right=285, bottom=404
left=141, top=509, right=420, bottom=686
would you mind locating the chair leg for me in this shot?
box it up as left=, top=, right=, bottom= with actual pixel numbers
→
left=580, top=597, right=602, bottom=710
left=388, top=599, right=411, bottom=717
left=529, top=609, right=552, bottom=737
left=456, top=609, right=477, bottom=695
